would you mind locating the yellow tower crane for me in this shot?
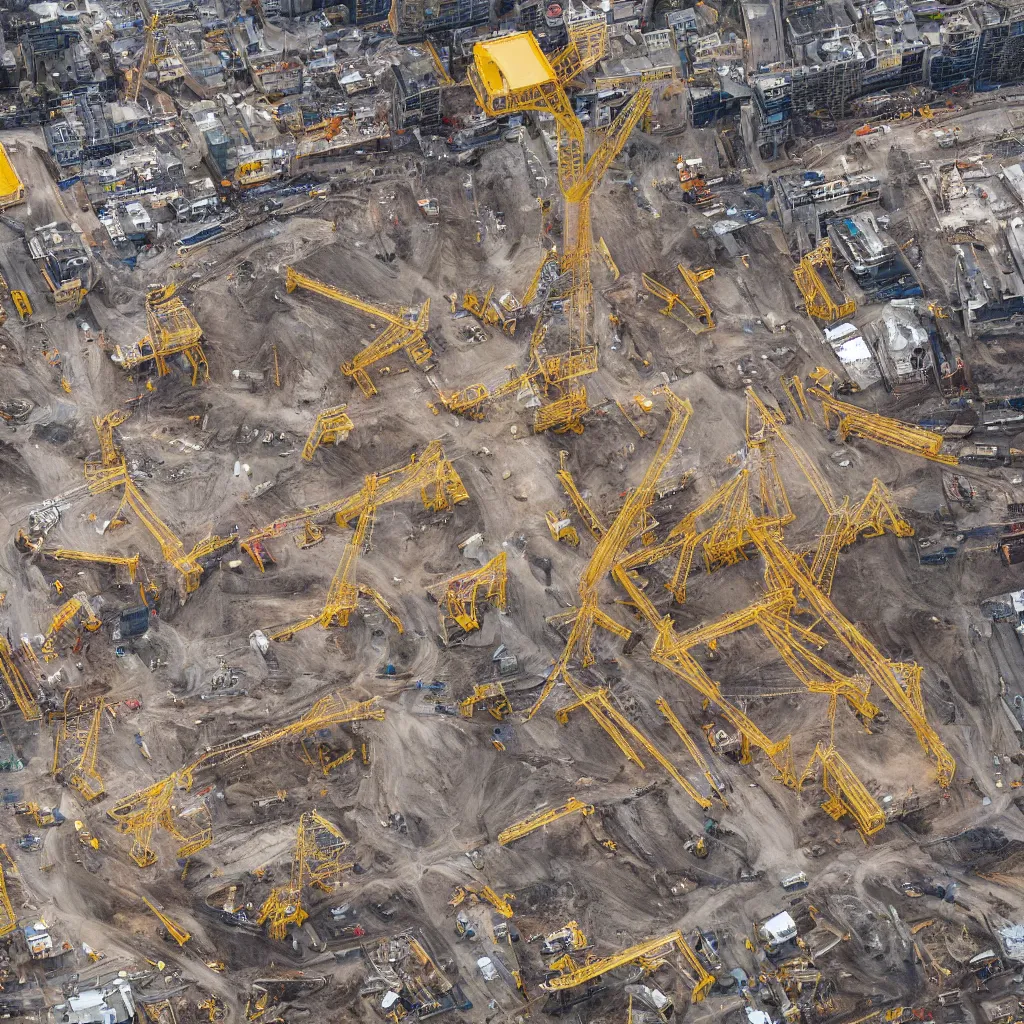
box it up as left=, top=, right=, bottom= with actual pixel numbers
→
left=301, top=405, right=354, bottom=461
left=429, top=552, right=507, bottom=641
left=285, top=267, right=431, bottom=397
left=126, top=15, right=159, bottom=103
left=498, top=797, right=594, bottom=846
left=0, top=637, right=41, bottom=722
left=257, top=811, right=353, bottom=939
left=799, top=743, right=886, bottom=837
left=111, top=284, right=208, bottom=385
left=45, top=549, right=141, bottom=583
left=108, top=695, right=384, bottom=867
left=52, top=699, right=106, bottom=801
left=440, top=25, right=650, bottom=420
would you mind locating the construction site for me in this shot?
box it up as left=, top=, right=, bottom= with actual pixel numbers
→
left=4, top=0, right=1024, bottom=1022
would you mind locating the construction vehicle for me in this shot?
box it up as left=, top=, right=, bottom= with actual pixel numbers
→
left=808, top=387, right=958, bottom=465
left=15, top=803, right=65, bottom=828
left=546, top=510, right=580, bottom=547
left=533, top=386, right=589, bottom=434
left=108, top=694, right=384, bottom=867
left=555, top=685, right=712, bottom=809
left=498, top=797, right=594, bottom=845
left=540, top=929, right=714, bottom=1002
left=241, top=440, right=466, bottom=572
left=449, top=884, right=515, bottom=918
left=459, top=682, right=513, bottom=720
left=111, top=284, right=208, bottom=385
left=462, top=286, right=518, bottom=335
left=41, top=592, right=101, bottom=661
left=143, top=897, right=191, bottom=946
left=74, top=820, right=100, bottom=849
left=257, top=811, right=352, bottom=939
left=10, top=290, right=32, bottom=320
left=542, top=920, right=588, bottom=955
left=285, top=267, right=431, bottom=397
left=0, top=859, right=15, bottom=937
left=301, top=405, right=354, bottom=461
left=0, top=637, right=41, bottom=721
left=52, top=699, right=106, bottom=801
left=44, top=549, right=141, bottom=584
left=792, top=240, right=856, bottom=323
left=428, top=552, right=507, bottom=642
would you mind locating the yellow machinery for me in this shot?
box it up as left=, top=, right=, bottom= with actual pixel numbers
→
left=449, top=884, right=515, bottom=918
left=529, top=388, right=691, bottom=719
left=556, top=450, right=605, bottom=541
left=596, top=238, right=620, bottom=279
left=533, top=386, right=588, bottom=434
left=799, top=743, right=886, bottom=837
left=108, top=694, right=384, bottom=867
left=241, top=440, right=466, bottom=572
left=498, top=796, right=594, bottom=846
left=10, top=290, right=32, bottom=320
left=285, top=267, right=431, bottom=397
left=641, top=269, right=715, bottom=332
left=459, top=682, right=513, bottom=720
left=430, top=552, right=507, bottom=642
left=127, top=15, right=160, bottom=102
left=85, top=409, right=131, bottom=485
left=546, top=510, right=580, bottom=547
left=301, top=405, right=354, bottom=461
left=112, top=284, right=208, bottom=385
left=52, top=699, right=106, bottom=801
left=41, top=592, right=101, bottom=661
left=257, top=811, right=352, bottom=940
left=540, top=930, right=714, bottom=1002
left=462, top=287, right=518, bottom=335
left=142, top=897, right=191, bottom=946
left=441, top=26, right=649, bottom=419
left=268, top=445, right=469, bottom=642
left=555, top=685, right=712, bottom=809
left=792, top=240, right=856, bottom=323
left=809, top=389, right=958, bottom=465
left=0, top=859, right=15, bottom=937
left=751, top=526, right=955, bottom=787
left=45, top=549, right=141, bottom=583
left=0, top=637, right=41, bottom=722
left=655, top=698, right=727, bottom=804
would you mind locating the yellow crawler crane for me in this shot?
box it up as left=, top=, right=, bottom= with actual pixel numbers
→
left=301, top=405, right=354, bottom=461
left=45, top=549, right=141, bottom=583
left=240, top=440, right=467, bottom=571
left=655, top=698, right=727, bottom=804
left=430, top=552, right=507, bottom=641
left=52, top=699, right=106, bottom=801
left=750, top=525, right=955, bottom=788
left=540, top=930, right=714, bottom=1002
left=449, top=884, right=515, bottom=918
left=799, top=743, right=886, bottom=837
left=555, top=685, right=712, bottom=809
left=257, top=811, right=353, bottom=940
left=0, top=637, right=41, bottom=722
left=107, top=694, right=384, bottom=867
left=459, top=682, right=513, bottom=719
left=112, top=284, right=208, bottom=385
left=498, top=796, right=594, bottom=846
left=809, top=389, right=958, bottom=465
left=0, top=859, right=16, bottom=937
left=85, top=409, right=131, bottom=484
left=285, top=267, right=432, bottom=397
left=142, top=896, right=191, bottom=946
left=792, top=239, right=856, bottom=323
left=41, top=592, right=101, bottom=661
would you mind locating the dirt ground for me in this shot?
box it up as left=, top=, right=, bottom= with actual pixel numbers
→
left=1, top=100, right=1024, bottom=1024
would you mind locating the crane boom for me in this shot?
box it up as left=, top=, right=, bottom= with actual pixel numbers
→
left=0, top=637, right=41, bottom=721
left=498, top=797, right=593, bottom=845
